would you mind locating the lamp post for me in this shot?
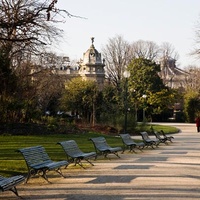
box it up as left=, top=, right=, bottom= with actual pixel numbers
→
left=142, top=94, right=147, bottom=122
left=130, top=88, right=137, bottom=122
left=123, top=70, right=130, bottom=133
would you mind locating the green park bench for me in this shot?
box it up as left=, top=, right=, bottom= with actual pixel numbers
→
left=89, top=136, right=122, bottom=159
left=160, top=130, right=174, bottom=142
left=17, top=145, right=68, bottom=183
left=58, top=140, right=96, bottom=169
left=152, top=131, right=168, bottom=144
left=119, top=133, right=145, bottom=153
left=140, top=132, right=160, bottom=148
left=0, top=175, right=25, bottom=197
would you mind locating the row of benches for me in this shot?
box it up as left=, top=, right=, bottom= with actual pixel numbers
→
left=1, top=131, right=174, bottom=197
left=121, top=131, right=174, bottom=152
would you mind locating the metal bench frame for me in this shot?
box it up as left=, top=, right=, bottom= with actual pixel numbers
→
left=89, top=136, right=122, bottom=159
left=119, top=133, right=145, bottom=153
left=57, top=140, right=96, bottom=169
left=160, top=130, right=174, bottom=142
left=140, top=132, right=160, bottom=148
left=18, top=145, right=68, bottom=183
left=0, top=175, right=25, bottom=197
left=152, top=131, right=168, bottom=144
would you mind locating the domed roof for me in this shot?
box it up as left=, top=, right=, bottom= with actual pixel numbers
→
left=82, top=37, right=102, bottom=64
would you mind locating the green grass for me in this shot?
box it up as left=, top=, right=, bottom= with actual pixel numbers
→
left=0, top=132, right=121, bottom=176
left=136, top=124, right=178, bottom=134
left=0, top=124, right=178, bottom=177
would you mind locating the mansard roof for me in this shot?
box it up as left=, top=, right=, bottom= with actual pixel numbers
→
left=159, top=57, right=189, bottom=78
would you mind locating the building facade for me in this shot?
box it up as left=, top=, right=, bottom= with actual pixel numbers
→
left=158, top=57, right=190, bottom=90
left=78, top=37, right=105, bottom=89
left=36, top=38, right=189, bottom=92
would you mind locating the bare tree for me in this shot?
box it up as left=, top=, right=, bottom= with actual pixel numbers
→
left=131, top=40, right=160, bottom=61
left=191, top=16, right=200, bottom=61
left=12, top=60, right=64, bottom=122
left=159, top=42, right=179, bottom=61
left=0, top=0, right=77, bottom=123
left=102, top=35, right=132, bottom=90
left=158, top=42, right=180, bottom=84
left=0, top=0, right=73, bottom=61
left=185, top=65, right=200, bottom=92
left=0, top=0, right=71, bottom=96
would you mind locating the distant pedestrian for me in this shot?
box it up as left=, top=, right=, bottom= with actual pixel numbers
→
left=195, top=116, right=200, bottom=132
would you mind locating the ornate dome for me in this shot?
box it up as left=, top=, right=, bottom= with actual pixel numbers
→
left=82, top=37, right=102, bottom=64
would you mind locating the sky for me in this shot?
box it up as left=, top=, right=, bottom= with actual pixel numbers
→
left=53, top=0, right=200, bottom=68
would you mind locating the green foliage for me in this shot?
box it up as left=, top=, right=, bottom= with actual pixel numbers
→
left=101, top=84, right=122, bottom=114
left=183, top=90, right=200, bottom=122
left=127, top=58, right=176, bottom=119
left=0, top=49, right=17, bottom=95
left=0, top=48, right=42, bottom=123
left=99, top=83, right=135, bottom=131
left=135, top=123, right=178, bottom=134
left=128, top=58, right=165, bottom=96
left=98, top=113, right=137, bottom=133
left=0, top=49, right=19, bottom=123
left=0, top=92, right=40, bottom=123
left=99, top=112, right=122, bottom=131
left=45, top=116, right=59, bottom=131
left=60, top=77, right=100, bottom=123
left=147, top=89, right=177, bottom=114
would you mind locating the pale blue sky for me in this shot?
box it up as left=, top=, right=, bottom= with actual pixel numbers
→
left=54, top=0, right=200, bottom=68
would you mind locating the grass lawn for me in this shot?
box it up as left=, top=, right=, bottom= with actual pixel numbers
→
left=0, top=124, right=178, bottom=177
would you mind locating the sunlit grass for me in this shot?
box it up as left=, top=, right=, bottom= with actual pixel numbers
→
left=0, top=125, right=178, bottom=176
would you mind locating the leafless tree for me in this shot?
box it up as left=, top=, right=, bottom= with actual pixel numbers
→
left=159, top=42, right=179, bottom=61
left=11, top=59, right=65, bottom=122
left=158, top=42, right=180, bottom=83
left=131, top=40, right=160, bottom=61
left=190, top=16, right=200, bottom=62
left=0, top=0, right=73, bottom=62
left=102, top=35, right=132, bottom=89
left=0, top=0, right=77, bottom=122
left=184, top=65, right=200, bottom=92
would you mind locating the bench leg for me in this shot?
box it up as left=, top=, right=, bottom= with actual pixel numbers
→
left=137, top=146, right=144, bottom=152
left=38, top=169, right=51, bottom=183
left=25, top=169, right=36, bottom=183
left=24, top=169, right=50, bottom=183
left=10, top=186, right=21, bottom=198
left=103, top=152, right=110, bottom=159
left=94, top=154, right=98, bottom=160
left=25, top=173, right=31, bottom=184
left=55, top=168, right=66, bottom=179
left=76, top=161, right=94, bottom=169
left=74, top=158, right=86, bottom=169
left=121, top=145, right=126, bottom=153
left=73, top=158, right=94, bottom=169
left=97, top=152, right=111, bottom=160
left=78, top=163, right=86, bottom=169
left=85, top=158, right=95, bottom=166
left=113, top=152, right=121, bottom=158
left=130, top=145, right=137, bottom=153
